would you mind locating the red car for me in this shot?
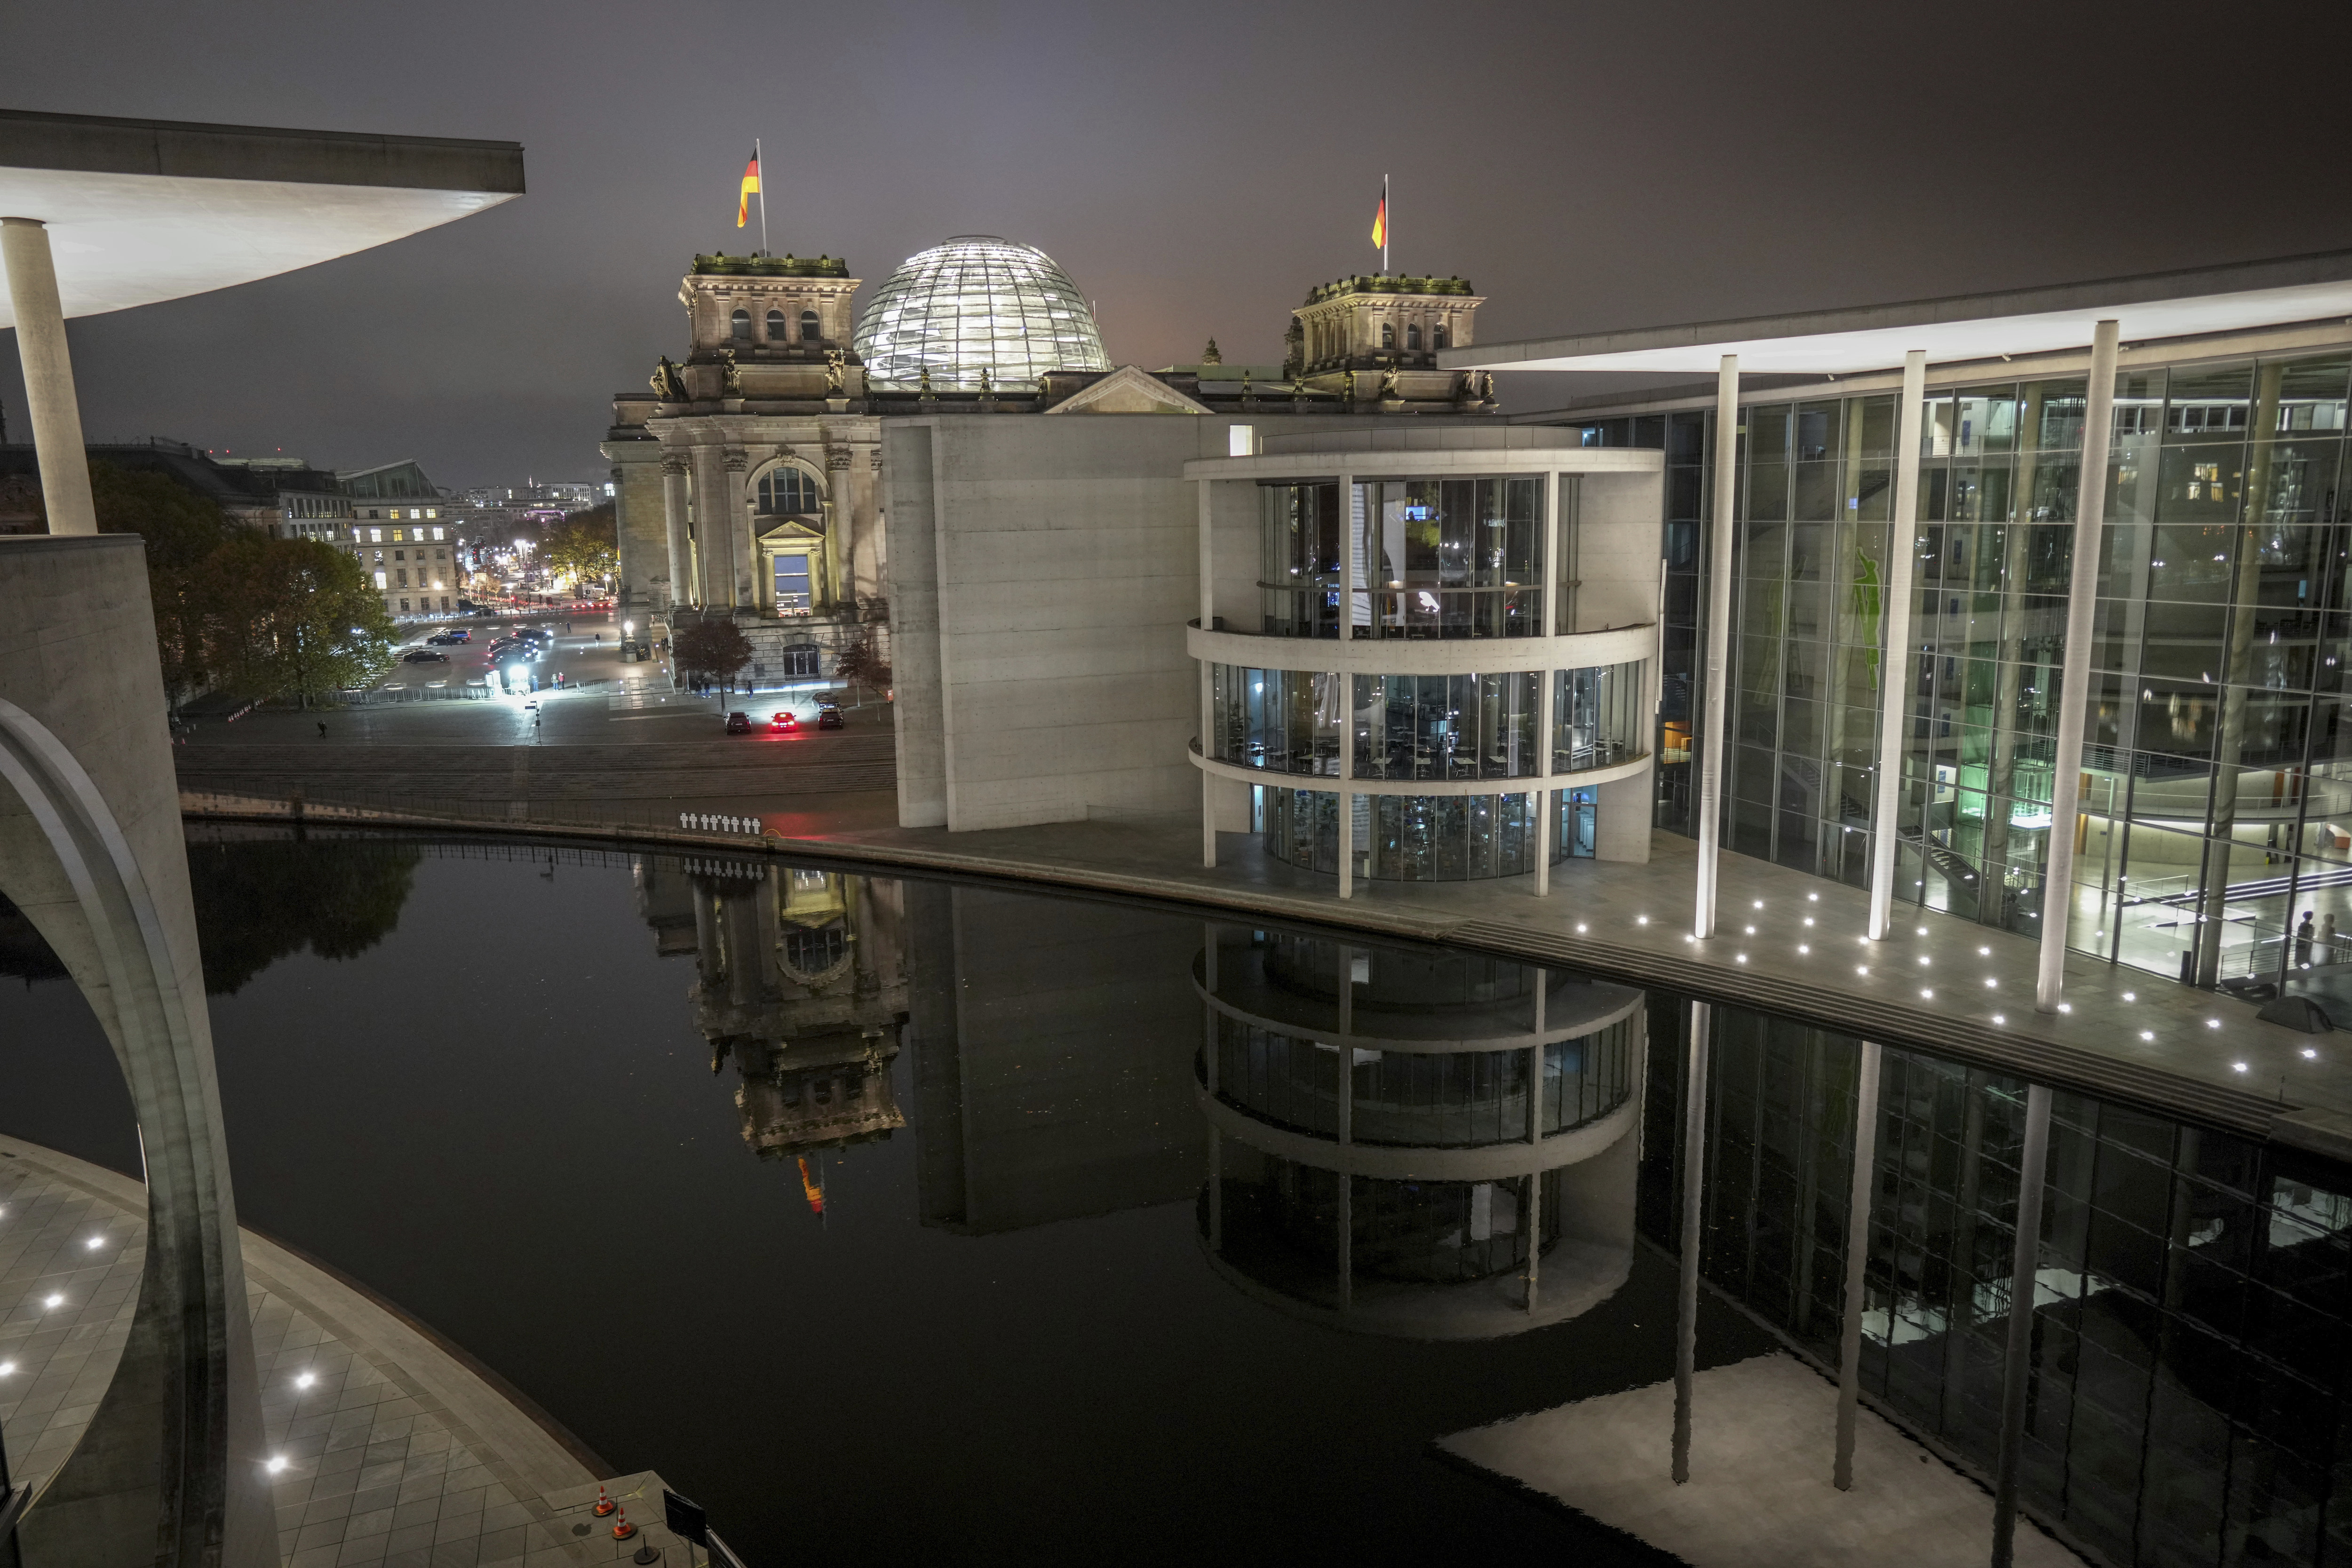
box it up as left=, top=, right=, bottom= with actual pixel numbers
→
left=770, top=711, right=799, bottom=732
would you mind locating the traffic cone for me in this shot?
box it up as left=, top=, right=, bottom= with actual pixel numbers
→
left=611, top=1506, right=636, bottom=1541
left=592, top=1487, right=615, bottom=1518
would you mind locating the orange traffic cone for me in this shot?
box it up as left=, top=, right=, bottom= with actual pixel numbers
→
left=592, top=1487, right=615, bottom=1518
left=611, top=1506, right=636, bottom=1542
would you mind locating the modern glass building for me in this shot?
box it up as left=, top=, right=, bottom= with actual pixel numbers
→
left=1197, top=929, right=1645, bottom=1337
left=851, top=235, right=1110, bottom=390
left=1563, top=328, right=2352, bottom=994
left=1186, top=428, right=1664, bottom=891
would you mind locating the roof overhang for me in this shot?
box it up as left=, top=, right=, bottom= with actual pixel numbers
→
left=0, top=108, right=523, bottom=325
left=1443, top=249, right=2352, bottom=376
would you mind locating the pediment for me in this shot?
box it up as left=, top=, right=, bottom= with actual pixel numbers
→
left=1043, top=365, right=1211, bottom=415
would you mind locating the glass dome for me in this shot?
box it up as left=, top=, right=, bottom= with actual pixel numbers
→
left=853, top=236, right=1110, bottom=390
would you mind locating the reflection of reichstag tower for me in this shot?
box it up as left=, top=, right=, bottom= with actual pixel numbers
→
left=1198, top=931, right=1642, bottom=1337
left=634, top=857, right=910, bottom=1158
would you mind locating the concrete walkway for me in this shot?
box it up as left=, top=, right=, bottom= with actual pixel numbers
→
left=0, top=1134, right=694, bottom=1568
left=1440, top=1353, right=2082, bottom=1567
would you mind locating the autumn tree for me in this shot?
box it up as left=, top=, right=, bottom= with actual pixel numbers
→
left=210, top=533, right=397, bottom=708
left=87, top=462, right=240, bottom=710
left=672, top=616, right=754, bottom=694
left=542, top=502, right=618, bottom=590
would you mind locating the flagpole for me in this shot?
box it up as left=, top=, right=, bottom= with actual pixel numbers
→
left=755, top=137, right=769, bottom=256
left=1383, top=173, right=1389, bottom=274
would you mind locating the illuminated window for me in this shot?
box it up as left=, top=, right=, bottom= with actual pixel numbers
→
left=731, top=308, right=751, bottom=342
left=431, top=526, right=444, bottom=541
left=758, top=467, right=822, bottom=515
left=369, top=528, right=383, bottom=543
left=773, top=553, right=813, bottom=611
left=425, top=508, right=437, bottom=519
left=373, top=571, right=388, bottom=589
left=800, top=309, right=820, bottom=343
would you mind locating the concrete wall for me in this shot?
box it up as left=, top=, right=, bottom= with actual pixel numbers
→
left=1572, top=470, right=1661, bottom=634
left=0, top=533, right=275, bottom=1566
left=888, top=414, right=1240, bottom=832
left=882, top=424, right=949, bottom=827
left=1206, top=478, right=1259, bottom=631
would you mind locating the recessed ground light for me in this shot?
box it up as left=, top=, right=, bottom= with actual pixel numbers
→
left=2058, top=1003, right=2072, bottom=1013
left=1978, top=946, right=1991, bottom=956
left=1918, top=956, right=1931, bottom=966
left=1807, top=893, right=1819, bottom=902
left=1576, top=923, right=1588, bottom=933
left=2233, top=1061, right=2249, bottom=1073
left=2208, top=1019, right=2222, bottom=1030
left=1753, top=900, right=1764, bottom=909
left=1637, top=916, right=1649, bottom=925
left=1736, top=954, right=1748, bottom=963
left=1992, top=1013, right=2006, bottom=1024
left=296, top=1372, right=316, bottom=1390
left=1985, top=979, right=1998, bottom=988
left=1857, top=965, right=1869, bottom=976
left=84, top=1237, right=102, bottom=1250
left=2122, top=991, right=2136, bottom=1002
left=2304, top=1048, right=2320, bottom=1060
left=1803, top=917, right=1815, bottom=927
left=1798, top=944, right=1810, bottom=954
left=42, top=1294, right=62, bottom=1309
left=1921, top=988, right=1934, bottom=999
left=268, top=1456, right=290, bottom=1474
left=1916, top=926, right=1927, bottom=936
left=0, top=1360, right=12, bottom=1376
left=2141, top=1030, right=2155, bottom=1041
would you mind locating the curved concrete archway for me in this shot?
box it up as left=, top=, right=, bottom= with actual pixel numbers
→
left=0, top=534, right=274, bottom=1567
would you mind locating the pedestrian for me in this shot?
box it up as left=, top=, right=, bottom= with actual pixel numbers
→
left=2297, top=910, right=2315, bottom=968
left=317, top=721, right=327, bottom=739
left=2323, top=911, right=2339, bottom=969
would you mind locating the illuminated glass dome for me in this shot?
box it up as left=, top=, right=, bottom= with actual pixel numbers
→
left=853, top=236, right=1109, bottom=390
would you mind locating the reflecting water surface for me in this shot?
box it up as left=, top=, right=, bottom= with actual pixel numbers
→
left=5, top=831, right=2352, bottom=1565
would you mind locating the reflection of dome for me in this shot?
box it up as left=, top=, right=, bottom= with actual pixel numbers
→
left=852, top=236, right=1109, bottom=390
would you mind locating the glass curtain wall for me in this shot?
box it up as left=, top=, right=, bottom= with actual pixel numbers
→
left=1263, top=788, right=1565, bottom=880
left=1587, top=348, right=2352, bottom=995
left=1555, top=660, right=1646, bottom=772
left=1352, top=672, right=1542, bottom=780
left=1643, top=993, right=2352, bottom=1568
left=1258, top=478, right=1546, bottom=639
left=1208, top=665, right=1343, bottom=774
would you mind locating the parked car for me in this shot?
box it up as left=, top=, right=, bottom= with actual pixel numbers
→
left=400, top=649, right=449, bottom=664
left=815, top=703, right=844, bottom=730
left=771, top=710, right=799, bottom=732
left=725, top=711, right=753, bottom=734
left=425, top=631, right=468, bottom=645
left=516, top=627, right=552, bottom=646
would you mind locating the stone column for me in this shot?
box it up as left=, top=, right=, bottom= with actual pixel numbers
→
left=724, top=449, right=755, bottom=608
left=0, top=218, right=98, bottom=536
left=1695, top=358, right=1737, bottom=938
left=1867, top=350, right=1930, bottom=940
left=689, top=446, right=731, bottom=610
left=660, top=455, right=692, bottom=612
left=849, top=443, right=883, bottom=608
left=2037, top=321, right=2120, bottom=1011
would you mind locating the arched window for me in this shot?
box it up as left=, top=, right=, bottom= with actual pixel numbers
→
left=1380, top=322, right=1395, bottom=349
left=1433, top=323, right=1449, bottom=350
left=758, top=466, right=823, bottom=515
left=731, top=308, right=750, bottom=341
left=765, top=309, right=786, bottom=342
left=800, top=309, right=820, bottom=343
left=1406, top=323, right=1422, bottom=350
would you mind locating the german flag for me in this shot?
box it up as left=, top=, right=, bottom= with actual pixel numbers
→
left=737, top=150, right=761, bottom=228
left=1371, top=189, right=1387, bottom=251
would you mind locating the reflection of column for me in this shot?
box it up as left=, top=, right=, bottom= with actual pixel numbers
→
left=1339, top=471, right=1358, bottom=899
left=1696, top=358, right=1736, bottom=938
left=2038, top=322, right=2120, bottom=1011
left=1868, top=350, right=1929, bottom=940
left=660, top=456, right=692, bottom=611
left=0, top=219, right=97, bottom=536
left=1833, top=1039, right=1882, bottom=1490
left=1335, top=945, right=1353, bottom=1313
left=1673, top=998, right=1711, bottom=1484
left=2194, top=360, right=2288, bottom=989
left=1524, top=975, right=1546, bottom=1311
left=1205, top=925, right=1222, bottom=1250
left=1991, top=1083, right=2053, bottom=1568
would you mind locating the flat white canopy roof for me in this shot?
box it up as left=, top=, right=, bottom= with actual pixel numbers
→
left=1443, top=249, right=2352, bottom=375
left=0, top=108, right=523, bottom=326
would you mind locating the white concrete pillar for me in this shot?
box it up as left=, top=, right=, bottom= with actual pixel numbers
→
left=1695, top=357, right=1737, bottom=938
left=1536, top=666, right=1557, bottom=896
left=2038, top=321, right=2121, bottom=1011
left=1833, top=1039, right=1883, bottom=1491
left=1673, top=998, right=1711, bottom=1483
left=0, top=218, right=97, bottom=537
left=1991, top=1083, right=2054, bottom=1568
left=1867, top=350, right=1930, bottom=940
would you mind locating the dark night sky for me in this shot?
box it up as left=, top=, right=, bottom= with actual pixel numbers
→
left=6, top=0, right=2352, bottom=488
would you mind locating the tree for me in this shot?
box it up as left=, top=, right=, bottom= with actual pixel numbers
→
left=832, top=625, right=893, bottom=699
left=673, top=616, right=754, bottom=694
left=187, top=837, right=422, bottom=994
left=211, top=533, right=397, bottom=708
left=87, top=462, right=239, bottom=711
left=542, top=502, right=617, bottom=591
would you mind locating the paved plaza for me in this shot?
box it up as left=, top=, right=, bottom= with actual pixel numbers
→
left=0, top=1134, right=696, bottom=1568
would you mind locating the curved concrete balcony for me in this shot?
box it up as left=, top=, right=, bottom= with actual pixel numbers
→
left=1193, top=945, right=1643, bottom=1053
left=1189, top=739, right=1651, bottom=796
left=1187, top=618, right=1655, bottom=677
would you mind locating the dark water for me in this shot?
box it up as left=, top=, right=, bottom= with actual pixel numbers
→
left=6, top=832, right=2352, bottom=1567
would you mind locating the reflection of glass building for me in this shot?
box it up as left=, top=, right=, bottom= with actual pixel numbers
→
left=1198, top=930, right=1644, bottom=1337
left=633, top=857, right=910, bottom=1160
left=1643, top=992, right=2352, bottom=1568
left=1575, top=341, right=2352, bottom=992
left=1188, top=430, right=1663, bottom=888
left=852, top=237, right=1110, bottom=391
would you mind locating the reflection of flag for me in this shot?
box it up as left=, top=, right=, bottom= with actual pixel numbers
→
left=1370, top=191, right=1386, bottom=250
left=737, top=151, right=761, bottom=227
left=795, top=1156, right=825, bottom=1215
